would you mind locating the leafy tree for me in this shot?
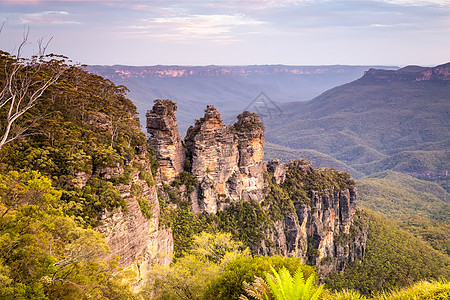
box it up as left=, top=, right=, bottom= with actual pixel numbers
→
left=0, top=170, right=133, bottom=299
left=143, top=232, right=246, bottom=300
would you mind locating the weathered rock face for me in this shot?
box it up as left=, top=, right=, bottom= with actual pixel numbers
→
left=146, top=100, right=185, bottom=182
left=230, top=111, right=265, bottom=202
left=261, top=160, right=367, bottom=278
left=185, top=105, right=239, bottom=213
left=96, top=149, right=173, bottom=292
left=184, top=106, right=265, bottom=213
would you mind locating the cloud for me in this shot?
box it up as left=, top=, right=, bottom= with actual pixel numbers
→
left=20, top=11, right=79, bottom=24
left=128, top=14, right=266, bottom=42
left=383, top=0, right=450, bottom=6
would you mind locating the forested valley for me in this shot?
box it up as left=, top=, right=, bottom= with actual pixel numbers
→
left=0, top=50, right=449, bottom=300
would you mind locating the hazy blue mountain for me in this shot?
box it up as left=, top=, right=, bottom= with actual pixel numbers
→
left=264, top=63, right=450, bottom=190
left=86, top=64, right=396, bottom=135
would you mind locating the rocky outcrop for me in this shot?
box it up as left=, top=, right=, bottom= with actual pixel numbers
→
left=185, top=105, right=239, bottom=213
left=261, top=160, right=366, bottom=278
left=230, top=111, right=265, bottom=202
left=146, top=100, right=185, bottom=182
left=145, top=102, right=366, bottom=279
left=184, top=106, right=265, bottom=213
left=266, top=159, right=286, bottom=184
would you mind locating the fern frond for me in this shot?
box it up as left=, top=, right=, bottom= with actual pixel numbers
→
left=241, top=277, right=272, bottom=300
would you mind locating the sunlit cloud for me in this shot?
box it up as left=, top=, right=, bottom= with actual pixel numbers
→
left=128, top=14, right=266, bottom=42
left=20, top=11, right=79, bottom=24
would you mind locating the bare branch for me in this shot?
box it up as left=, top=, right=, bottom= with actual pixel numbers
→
left=38, top=36, right=53, bottom=57
left=0, top=27, right=68, bottom=150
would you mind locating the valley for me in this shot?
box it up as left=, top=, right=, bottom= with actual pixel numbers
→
left=1, top=53, right=449, bottom=299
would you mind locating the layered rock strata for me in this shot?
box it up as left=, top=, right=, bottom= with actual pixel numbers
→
left=262, top=160, right=366, bottom=278
left=230, top=111, right=265, bottom=200
left=146, top=100, right=185, bottom=182
left=96, top=147, right=173, bottom=292
left=184, top=105, right=265, bottom=213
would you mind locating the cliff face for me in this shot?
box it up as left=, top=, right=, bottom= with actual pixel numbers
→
left=96, top=147, right=173, bottom=291
left=146, top=100, right=185, bottom=182
left=262, top=160, right=366, bottom=277
left=185, top=105, right=239, bottom=213
left=184, top=106, right=265, bottom=213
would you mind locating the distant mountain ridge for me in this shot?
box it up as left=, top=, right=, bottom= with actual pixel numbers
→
left=87, top=64, right=398, bottom=79
left=86, top=64, right=397, bottom=134
left=264, top=62, right=450, bottom=190
left=363, top=62, right=450, bottom=82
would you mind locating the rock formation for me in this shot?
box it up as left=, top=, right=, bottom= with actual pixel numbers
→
left=145, top=101, right=367, bottom=279
left=230, top=111, right=265, bottom=201
left=146, top=100, right=185, bottom=182
left=185, top=105, right=239, bottom=213
left=184, top=105, right=265, bottom=213
left=261, top=160, right=366, bottom=278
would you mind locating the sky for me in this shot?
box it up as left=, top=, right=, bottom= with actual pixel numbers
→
left=0, top=0, right=449, bottom=66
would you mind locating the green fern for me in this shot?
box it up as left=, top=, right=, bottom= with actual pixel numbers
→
left=241, top=266, right=324, bottom=300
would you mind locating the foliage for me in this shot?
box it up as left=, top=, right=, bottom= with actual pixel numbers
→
left=61, top=177, right=126, bottom=227
left=216, top=200, right=268, bottom=250
left=241, top=266, right=324, bottom=300
left=204, top=255, right=316, bottom=300
left=374, top=280, right=450, bottom=300
left=320, top=280, right=450, bottom=300
left=137, top=197, right=153, bottom=219
left=283, top=162, right=354, bottom=198
left=325, top=209, right=450, bottom=296
left=357, top=171, right=449, bottom=222
left=240, top=276, right=273, bottom=300
left=142, top=232, right=246, bottom=300
left=357, top=171, right=450, bottom=255
left=0, top=170, right=133, bottom=299
left=0, top=54, right=147, bottom=225
left=171, top=171, right=197, bottom=196
left=0, top=47, right=69, bottom=150
left=320, top=289, right=367, bottom=300
left=159, top=204, right=214, bottom=259
left=0, top=52, right=152, bottom=297
left=398, top=217, right=450, bottom=256
left=145, top=254, right=220, bottom=300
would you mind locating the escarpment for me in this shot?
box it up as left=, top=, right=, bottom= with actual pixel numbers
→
left=95, top=144, right=173, bottom=292
left=146, top=100, right=367, bottom=278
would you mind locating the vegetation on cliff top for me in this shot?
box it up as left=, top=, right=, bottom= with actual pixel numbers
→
left=0, top=50, right=147, bottom=226
left=0, top=50, right=148, bottom=298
